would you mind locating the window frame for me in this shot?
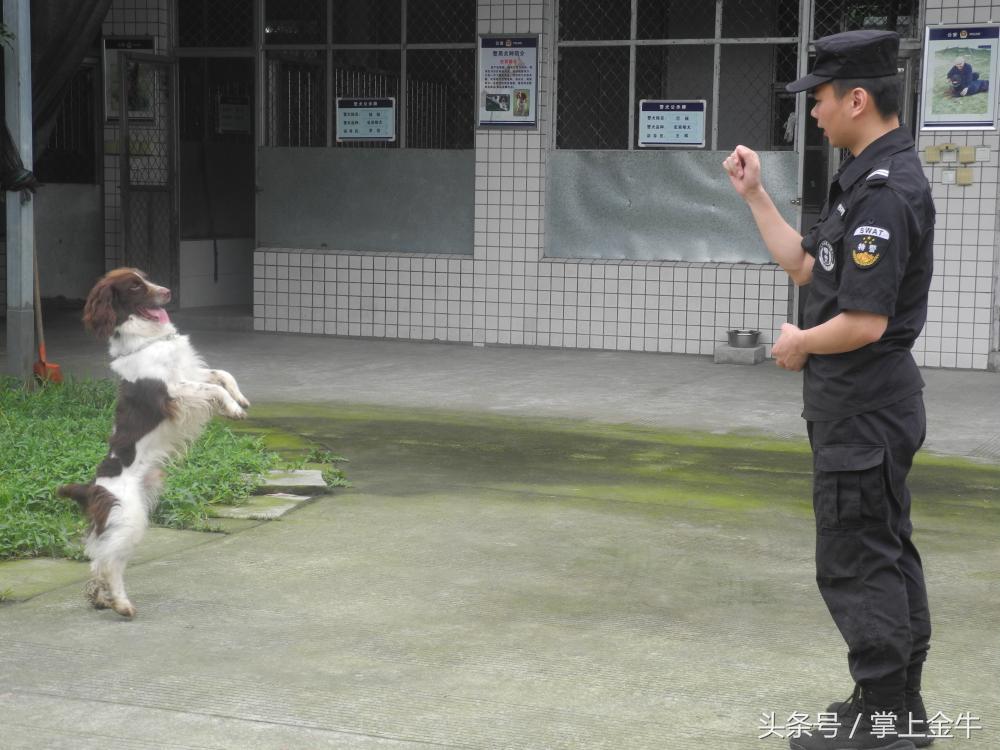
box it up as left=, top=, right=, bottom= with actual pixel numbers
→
left=259, top=0, right=477, bottom=148
left=553, top=0, right=800, bottom=151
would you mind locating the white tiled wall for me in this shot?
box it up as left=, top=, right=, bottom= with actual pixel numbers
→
left=254, top=0, right=791, bottom=357
left=85, top=0, right=987, bottom=369
left=918, top=1, right=1000, bottom=370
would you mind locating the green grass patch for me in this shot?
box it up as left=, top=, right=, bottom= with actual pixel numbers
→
left=0, top=377, right=278, bottom=560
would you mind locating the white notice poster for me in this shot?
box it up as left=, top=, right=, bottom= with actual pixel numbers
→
left=478, top=35, right=538, bottom=128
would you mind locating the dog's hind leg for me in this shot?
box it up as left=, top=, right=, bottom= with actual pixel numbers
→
left=85, top=561, right=114, bottom=610
left=104, top=556, right=136, bottom=618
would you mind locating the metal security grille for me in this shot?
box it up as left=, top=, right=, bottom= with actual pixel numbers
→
left=556, top=0, right=800, bottom=151
left=332, top=0, right=401, bottom=43
left=813, top=0, right=920, bottom=40
left=34, top=64, right=98, bottom=184
left=407, top=48, right=476, bottom=149
left=178, top=0, right=253, bottom=47
left=407, top=0, right=477, bottom=44
left=332, top=51, right=402, bottom=148
left=120, top=56, right=178, bottom=296
left=263, top=0, right=475, bottom=148
left=558, top=46, right=630, bottom=150
left=265, top=51, right=326, bottom=147
left=265, top=0, right=328, bottom=44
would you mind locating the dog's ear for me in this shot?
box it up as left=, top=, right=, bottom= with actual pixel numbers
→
left=83, top=276, right=117, bottom=339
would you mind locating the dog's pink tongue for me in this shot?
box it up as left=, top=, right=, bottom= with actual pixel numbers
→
left=142, top=307, right=170, bottom=324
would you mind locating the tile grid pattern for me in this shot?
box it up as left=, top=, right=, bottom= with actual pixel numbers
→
left=255, top=0, right=791, bottom=357
left=918, top=1, right=1000, bottom=369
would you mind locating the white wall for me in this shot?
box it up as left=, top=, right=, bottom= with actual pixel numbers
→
left=917, top=1, right=1000, bottom=370
left=250, top=0, right=999, bottom=370
left=254, top=0, right=790, bottom=357
left=179, top=238, right=252, bottom=308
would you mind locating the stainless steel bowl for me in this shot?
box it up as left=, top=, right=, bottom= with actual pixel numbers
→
left=727, top=329, right=760, bottom=348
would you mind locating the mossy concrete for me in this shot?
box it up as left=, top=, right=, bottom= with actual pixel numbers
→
left=1, top=403, right=997, bottom=749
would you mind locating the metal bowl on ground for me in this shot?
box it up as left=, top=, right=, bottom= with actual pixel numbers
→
left=727, top=329, right=760, bottom=348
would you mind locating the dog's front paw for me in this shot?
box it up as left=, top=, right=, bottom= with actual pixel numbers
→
left=224, top=404, right=248, bottom=420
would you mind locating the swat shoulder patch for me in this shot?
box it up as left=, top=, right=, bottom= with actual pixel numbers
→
left=851, top=225, right=889, bottom=268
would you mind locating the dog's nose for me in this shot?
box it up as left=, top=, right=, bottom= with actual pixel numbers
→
left=159, top=286, right=172, bottom=302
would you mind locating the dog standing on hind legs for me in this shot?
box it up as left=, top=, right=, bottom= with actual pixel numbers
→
left=59, top=267, right=250, bottom=618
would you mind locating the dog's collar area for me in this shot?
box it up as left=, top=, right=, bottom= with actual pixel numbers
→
left=112, top=333, right=179, bottom=361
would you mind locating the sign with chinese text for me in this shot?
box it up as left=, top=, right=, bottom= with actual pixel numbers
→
left=638, top=100, right=707, bottom=148
left=217, top=95, right=251, bottom=134
left=336, top=98, right=396, bottom=142
left=478, top=36, right=538, bottom=127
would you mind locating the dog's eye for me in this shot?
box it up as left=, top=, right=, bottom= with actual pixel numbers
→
left=131, top=283, right=143, bottom=291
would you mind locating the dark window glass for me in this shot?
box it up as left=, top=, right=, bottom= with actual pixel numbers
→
left=265, top=0, right=327, bottom=45
left=557, top=46, right=630, bottom=149
left=178, top=0, right=253, bottom=47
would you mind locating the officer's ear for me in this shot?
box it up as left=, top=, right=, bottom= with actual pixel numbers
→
left=848, top=86, right=871, bottom=118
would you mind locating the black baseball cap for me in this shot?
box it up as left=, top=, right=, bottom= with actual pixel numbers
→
left=786, top=30, right=900, bottom=93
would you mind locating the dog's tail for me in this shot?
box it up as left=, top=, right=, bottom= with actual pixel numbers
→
left=58, top=482, right=120, bottom=536
left=58, top=482, right=92, bottom=510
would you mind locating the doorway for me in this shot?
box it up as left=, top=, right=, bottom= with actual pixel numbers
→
left=177, top=56, right=254, bottom=309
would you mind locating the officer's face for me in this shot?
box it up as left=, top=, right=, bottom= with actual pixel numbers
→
left=809, top=83, right=853, bottom=148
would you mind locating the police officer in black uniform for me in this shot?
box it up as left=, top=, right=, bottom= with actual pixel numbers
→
left=723, top=30, right=934, bottom=750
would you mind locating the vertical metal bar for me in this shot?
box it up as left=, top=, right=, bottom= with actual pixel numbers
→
left=711, top=0, right=722, bottom=151
left=168, top=60, right=181, bottom=299
left=790, top=0, right=813, bottom=325
left=400, top=0, right=408, bottom=148
left=3, top=0, right=34, bottom=380
left=327, top=0, right=334, bottom=146
left=549, top=0, right=560, bottom=150
left=256, top=0, right=266, bottom=148
left=628, top=0, right=637, bottom=149
left=120, top=54, right=132, bottom=267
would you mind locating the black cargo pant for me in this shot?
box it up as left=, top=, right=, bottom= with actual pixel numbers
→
left=806, top=391, right=931, bottom=697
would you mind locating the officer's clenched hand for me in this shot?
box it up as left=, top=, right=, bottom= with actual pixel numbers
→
left=722, top=145, right=763, bottom=199
left=771, top=323, right=809, bottom=372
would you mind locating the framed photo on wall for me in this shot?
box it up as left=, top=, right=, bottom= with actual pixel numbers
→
left=921, top=24, right=1000, bottom=130
left=103, top=37, right=155, bottom=121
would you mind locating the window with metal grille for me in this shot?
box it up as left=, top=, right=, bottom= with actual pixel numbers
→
left=556, top=0, right=800, bottom=151
left=263, top=0, right=475, bottom=148
left=178, top=0, right=254, bottom=47
left=813, top=0, right=919, bottom=40
left=33, top=65, right=98, bottom=184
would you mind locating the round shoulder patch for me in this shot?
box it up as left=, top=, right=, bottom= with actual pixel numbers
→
left=851, top=225, right=890, bottom=269
left=818, top=240, right=836, bottom=272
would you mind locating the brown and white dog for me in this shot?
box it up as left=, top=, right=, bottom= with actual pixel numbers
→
left=59, top=268, right=249, bottom=618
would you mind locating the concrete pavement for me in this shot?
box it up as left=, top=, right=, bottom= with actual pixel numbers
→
left=2, top=315, right=999, bottom=749
left=5, top=310, right=1000, bottom=461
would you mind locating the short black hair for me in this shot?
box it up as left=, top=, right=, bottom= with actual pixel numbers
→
left=831, top=75, right=902, bottom=118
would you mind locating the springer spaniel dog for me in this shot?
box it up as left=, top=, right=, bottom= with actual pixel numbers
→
left=59, top=268, right=250, bottom=618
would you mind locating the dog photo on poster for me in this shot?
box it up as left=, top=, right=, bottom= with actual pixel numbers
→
left=921, top=24, right=1000, bottom=130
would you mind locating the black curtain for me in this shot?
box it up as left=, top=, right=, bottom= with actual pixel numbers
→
left=1, top=0, right=111, bottom=190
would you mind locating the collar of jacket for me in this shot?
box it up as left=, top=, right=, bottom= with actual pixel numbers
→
left=833, top=125, right=914, bottom=192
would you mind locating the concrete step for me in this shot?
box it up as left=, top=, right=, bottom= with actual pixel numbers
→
left=253, top=469, right=328, bottom=494
left=209, top=493, right=317, bottom=521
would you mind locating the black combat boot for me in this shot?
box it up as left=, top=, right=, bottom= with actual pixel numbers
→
left=827, top=685, right=931, bottom=747
left=790, top=685, right=916, bottom=749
